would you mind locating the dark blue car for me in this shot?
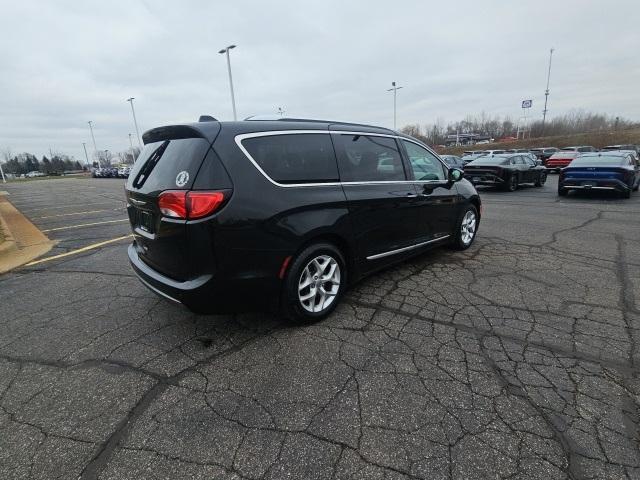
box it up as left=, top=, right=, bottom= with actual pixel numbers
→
left=558, top=151, right=640, bottom=198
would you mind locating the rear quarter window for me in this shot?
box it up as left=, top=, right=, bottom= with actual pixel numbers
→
left=241, top=133, right=339, bottom=184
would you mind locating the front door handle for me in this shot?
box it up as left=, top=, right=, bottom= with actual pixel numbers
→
left=406, top=192, right=418, bottom=198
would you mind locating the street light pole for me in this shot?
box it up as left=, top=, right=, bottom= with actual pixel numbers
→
left=82, top=142, right=90, bottom=166
left=218, top=45, right=237, bottom=121
left=88, top=121, right=97, bottom=154
left=387, top=81, right=403, bottom=130
left=542, top=48, right=554, bottom=134
left=128, top=133, right=136, bottom=162
left=127, top=98, right=142, bottom=148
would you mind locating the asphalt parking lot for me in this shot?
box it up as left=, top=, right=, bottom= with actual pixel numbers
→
left=1, top=176, right=639, bottom=479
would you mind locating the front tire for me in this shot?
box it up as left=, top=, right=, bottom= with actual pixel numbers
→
left=450, top=205, right=479, bottom=250
left=621, top=188, right=631, bottom=199
left=558, top=185, right=568, bottom=196
left=281, top=243, right=346, bottom=323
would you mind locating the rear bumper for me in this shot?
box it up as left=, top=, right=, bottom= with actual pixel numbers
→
left=128, top=243, right=279, bottom=313
left=467, top=174, right=504, bottom=186
left=559, top=178, right=630, bottom=192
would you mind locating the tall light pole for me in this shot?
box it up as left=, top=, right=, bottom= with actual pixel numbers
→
left=128, top=133, right=136, bottom=162
left=218, top=45, right=238, bottom=121
left=82, top=142, right=90, bottom=166
left=127, top=97, right=142, bottom=148
left=387, top=81, right=403, bottom=130
left=542, top=48, right=554, bottom=134
left=87, top=121, right=97, bottom=154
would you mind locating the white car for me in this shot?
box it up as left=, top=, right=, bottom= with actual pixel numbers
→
left=25, top=171, right=45, bottom=178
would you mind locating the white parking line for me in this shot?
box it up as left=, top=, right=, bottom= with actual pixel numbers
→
left=41, top=219, right=129, bottom=232
left=21, top=201, right=125, bottom=213
left=25, top=234, right=133, bottom=266
left=33, top=208, right=123, bottom=219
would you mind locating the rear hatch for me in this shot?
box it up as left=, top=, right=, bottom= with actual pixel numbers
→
left=125, top=124, right=227, bottom=281
left=546, top=153, right=577, bottom=167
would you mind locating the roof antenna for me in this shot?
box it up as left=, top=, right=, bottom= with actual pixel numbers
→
left=199, top=115, right=218, bottom=122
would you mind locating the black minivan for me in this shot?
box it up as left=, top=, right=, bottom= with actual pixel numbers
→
left=125, top=118, right=481, bottom=322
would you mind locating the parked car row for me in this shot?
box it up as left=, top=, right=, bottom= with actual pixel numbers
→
left=459, top=144, right=639, bottom=172
left=92, top=166, right=131, bottom=178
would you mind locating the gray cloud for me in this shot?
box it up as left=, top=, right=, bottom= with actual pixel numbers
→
left=1, top=0, right=638, bottom=162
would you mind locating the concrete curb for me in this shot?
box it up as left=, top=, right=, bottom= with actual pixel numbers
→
left=0, top=193, right=55, bottom=273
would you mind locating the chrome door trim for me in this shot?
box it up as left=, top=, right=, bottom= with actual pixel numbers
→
left=366, top=235, right=451, bottom=260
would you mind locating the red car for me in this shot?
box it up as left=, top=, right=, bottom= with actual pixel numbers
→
left=545, top=151, right=579, bottom=171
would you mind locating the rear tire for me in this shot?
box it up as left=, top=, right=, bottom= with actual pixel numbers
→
left=281, top=243, right=346, bottom=324
left=450, top=205, right=479, bottom=250
left=504, top=174, right=518, bottom=192
left=535, top=171, right=547, bottom=187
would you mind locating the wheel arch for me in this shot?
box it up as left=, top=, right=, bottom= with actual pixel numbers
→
left=292, top=233, right=355, bottom=284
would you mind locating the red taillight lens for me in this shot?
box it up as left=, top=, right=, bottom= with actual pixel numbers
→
left=158, top=191, right=187, bottom=218
left=186, top=191, right=225, bottom=219
left=158, top=190, right=226, bottom=220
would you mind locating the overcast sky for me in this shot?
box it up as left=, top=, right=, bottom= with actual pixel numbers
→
left=1, top=0, right=638, bottom=162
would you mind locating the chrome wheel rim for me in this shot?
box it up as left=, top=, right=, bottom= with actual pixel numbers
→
left=461, top=211, right=476, bottom=245
left=298, top=255, right=341, bottom=313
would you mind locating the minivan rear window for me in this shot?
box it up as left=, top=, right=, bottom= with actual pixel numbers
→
left=241, top=134, right=339, bottom=184
left=128, top=138, right=210, bottom=193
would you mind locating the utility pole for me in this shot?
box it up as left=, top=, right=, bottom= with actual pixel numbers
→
left=218, top=45, right=238, bottom=120
left=88, top=121, right=97, bottom=156
left=542, top=48, right=554, bottom=134
left=128, top=133, right=136, bottom=162
left=0, top=162, right=5, bottom=183
left=277, top=107, right=285, bottom=116
left=127, top=98, right=142, bottom=148
left=82, top=142, right=90, bottom=166
left=387, top=81, right=403, bottom=130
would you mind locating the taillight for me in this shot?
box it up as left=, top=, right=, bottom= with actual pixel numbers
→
left=158, top=191, right=187, bottom=218
left=158, top=191, right=226, bottom=219
left=186, top=191, right=225, bottom=219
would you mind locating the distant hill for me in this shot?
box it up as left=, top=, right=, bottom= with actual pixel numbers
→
left=437, top=127, right=640, bottom=155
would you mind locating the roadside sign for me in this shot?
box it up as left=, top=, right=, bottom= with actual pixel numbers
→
left=522, top=99, right=532, bottom=109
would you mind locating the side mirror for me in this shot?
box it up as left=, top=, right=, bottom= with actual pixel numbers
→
left=449, top=168, right=463, bottom=182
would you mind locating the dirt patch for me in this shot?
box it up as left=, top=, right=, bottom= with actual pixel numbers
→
left=0, top=194, right=54, bottom=273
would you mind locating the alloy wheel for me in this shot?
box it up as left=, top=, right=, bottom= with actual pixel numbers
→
left=461, top=210, right=477, bottom=245
left=298, top=255, right=341, bottom=313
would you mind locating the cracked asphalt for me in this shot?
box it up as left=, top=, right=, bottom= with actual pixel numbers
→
left=1, top=176, right=639, bottom=479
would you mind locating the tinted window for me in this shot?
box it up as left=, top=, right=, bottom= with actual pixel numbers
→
left=334, top=135, right=405, bottom=182
left=242, top=134, right=338, bottom=184
left=402, top=140, right=446, bottom=181
left=570, top=156, right=626, bottom=166
left=128, top=138, right=210, bottom=193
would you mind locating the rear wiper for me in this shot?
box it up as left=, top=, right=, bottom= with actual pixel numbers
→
left=132, top=141, right=170, bottom=189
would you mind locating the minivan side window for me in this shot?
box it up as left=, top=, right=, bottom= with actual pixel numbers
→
left=334, top=135, right=406, bottom=182
left=402, top=140, right=446, bottom=181
left=241, top=133, right=338, bottom=184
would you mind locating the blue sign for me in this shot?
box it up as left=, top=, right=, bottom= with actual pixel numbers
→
left=522, top=99, right=532, bottom=108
